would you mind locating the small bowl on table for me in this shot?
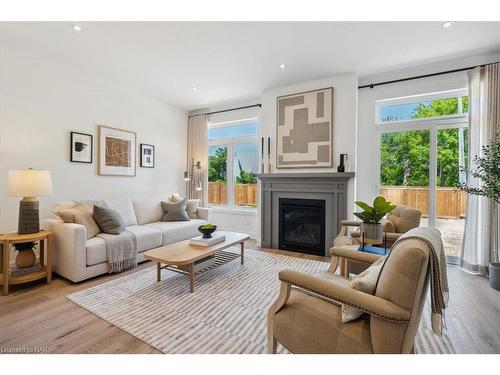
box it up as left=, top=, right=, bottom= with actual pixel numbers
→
left=198, top=225, right=217, bottom=239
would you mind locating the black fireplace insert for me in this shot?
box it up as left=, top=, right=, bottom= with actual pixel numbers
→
left=278, top=198, right=326, bottom=256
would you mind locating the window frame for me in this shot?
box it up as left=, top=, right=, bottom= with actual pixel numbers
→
left=208, top=119, right=259, bottom=211
left=375, top=88, right=468, bottom=125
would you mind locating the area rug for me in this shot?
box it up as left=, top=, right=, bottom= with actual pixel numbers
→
left=67, top=248, right=455, bottom=354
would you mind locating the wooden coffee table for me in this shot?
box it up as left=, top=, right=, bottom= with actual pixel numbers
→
left=144, top=231, right=249, bottom=293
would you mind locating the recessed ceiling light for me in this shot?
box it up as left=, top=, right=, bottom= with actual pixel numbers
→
left=441, top=21, right=455, bottom=29
left=72, top=24, right=83, bottom=32
left=279, top=63, right=287, bottom=70
left=192, top=86, right=198, bottom=91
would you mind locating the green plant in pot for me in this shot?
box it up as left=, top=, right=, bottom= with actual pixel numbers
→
left=458, top=131, right=500, bottom=290
left=354, top=196, right=396, bottom=244
left=14, top=241, right=37, bottom=269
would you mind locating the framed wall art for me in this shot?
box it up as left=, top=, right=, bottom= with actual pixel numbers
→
left=70, top=131, right=93, bottom=163
left=276, top=87, right=333, bottom=169
left=98, top=125, right=136, bottom=176
left=140, top=143, right=155, bottom=168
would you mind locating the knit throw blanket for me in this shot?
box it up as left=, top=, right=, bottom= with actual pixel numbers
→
left=97, top=231, right=138, bottom=273
left=393, top=227, right=449, bottom=335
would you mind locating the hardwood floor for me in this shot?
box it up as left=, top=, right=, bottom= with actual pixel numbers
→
left=0, top=242, right=499, bottom=354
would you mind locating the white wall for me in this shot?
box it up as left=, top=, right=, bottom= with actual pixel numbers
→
left=356, top=53, right=500, bottom=203
left=0, top=35, right=188, bottom=231
left=260, top=73, right=358, bottom=213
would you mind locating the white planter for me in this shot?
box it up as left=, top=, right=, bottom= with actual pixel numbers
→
left=360, top=223, right=384, bottom=243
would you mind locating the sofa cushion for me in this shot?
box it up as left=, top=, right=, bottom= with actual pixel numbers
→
left=145, top=218, right=207, bottom=245
left=161, top=198, right=190, bottom=221
left=125, top=225, right=162, bottom=252
left=133, top=199, right=164, bottom=225
left=186, top=199, right=201, bottom=219
left=53, top=201, right=76, bottom=218
left=93, top=206, right=126, bottom=235
left=86, top=236, right=107, bottom=266
left=56, top=202, right=101, bottom=240
left=105, top=199, right=138, bottom=226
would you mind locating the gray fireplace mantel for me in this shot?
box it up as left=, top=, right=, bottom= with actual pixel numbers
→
left=256, top=172, right=355, bottom=256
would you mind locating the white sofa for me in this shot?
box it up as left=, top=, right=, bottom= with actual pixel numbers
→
left=42, top=198, right=210, bottom=282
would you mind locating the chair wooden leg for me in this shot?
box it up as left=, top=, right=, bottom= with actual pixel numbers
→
left=267, top=281, right=291, bottom=354
left=268, top=333, right=277, bottom=354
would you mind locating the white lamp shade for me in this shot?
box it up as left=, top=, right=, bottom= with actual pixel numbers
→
left=7, top=169, right=53, bottom=197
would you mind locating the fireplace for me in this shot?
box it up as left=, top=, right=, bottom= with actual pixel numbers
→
left=279, top=198, right=326, bottom=256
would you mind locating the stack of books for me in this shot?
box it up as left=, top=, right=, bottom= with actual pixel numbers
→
left=190, top=233, right=226, bottom=246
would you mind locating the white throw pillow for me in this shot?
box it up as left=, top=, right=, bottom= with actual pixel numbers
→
left=186, top=199, right=200, bottom=219
left=53, top=201, right=76, bottom=218
left=341, top=257, right=385, bottom=323
left=169, top=193, right=183, bottom=203
left=133, top=199, right=164, bottom=225
left=104, top=199, right=138, bottom=226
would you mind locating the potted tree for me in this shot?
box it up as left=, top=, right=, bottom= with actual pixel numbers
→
left=459, top=131, right=500, bottom=290
left=354, top=196, right=396, bottom=243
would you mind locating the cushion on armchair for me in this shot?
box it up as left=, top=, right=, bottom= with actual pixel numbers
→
left=341, top=257, right=386, bottom=323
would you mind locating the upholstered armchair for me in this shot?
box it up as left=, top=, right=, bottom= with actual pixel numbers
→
left=267, top=233, right=432, bottom=354
left=334, top=204, right=422, bottom=248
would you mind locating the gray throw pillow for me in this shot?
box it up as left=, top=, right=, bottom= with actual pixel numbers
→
left=161, top=198, right=190, bottom=221
left=93, top=205, right=126, bottom=235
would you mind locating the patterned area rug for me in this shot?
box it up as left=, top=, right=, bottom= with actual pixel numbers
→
left=67, top=248, right=455, bottom=354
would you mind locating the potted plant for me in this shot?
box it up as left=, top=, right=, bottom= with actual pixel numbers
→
left=458, top=131, right=500, bottom=290
left=354, top=196, right=396, bottom=243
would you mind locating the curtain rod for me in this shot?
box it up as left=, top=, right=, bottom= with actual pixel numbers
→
left=188, top=103, right=262, bottom=118
left=358, top=61, right=500, bottom=89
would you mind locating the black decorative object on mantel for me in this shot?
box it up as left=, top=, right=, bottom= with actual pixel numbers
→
left=337, top=154, right=348, bottom=172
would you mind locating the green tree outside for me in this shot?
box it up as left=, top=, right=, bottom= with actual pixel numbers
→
left=381, top=96, right=468, bottom=187
left=208, top=146, right=257, bottom=184
left=208, top=147, right=227, bottom=183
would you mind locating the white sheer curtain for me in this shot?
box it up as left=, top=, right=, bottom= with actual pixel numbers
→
left=461, top=63, right=500, bottom=275
left=186, top=115, right=208, bottom=206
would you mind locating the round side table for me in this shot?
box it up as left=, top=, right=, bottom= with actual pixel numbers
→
left=0, top=230, right=53, bottom=296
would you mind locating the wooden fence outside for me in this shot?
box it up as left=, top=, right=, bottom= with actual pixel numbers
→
left=208, top=182, right=257, bottom=206
left=379, top=186, right=467, bottom=219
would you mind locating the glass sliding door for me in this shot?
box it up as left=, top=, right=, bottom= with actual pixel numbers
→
left=378, top=126, right=468, bottom=262
left=379, top=130, right=431, bottom=213
left=435, top=126, right=468, bottom=262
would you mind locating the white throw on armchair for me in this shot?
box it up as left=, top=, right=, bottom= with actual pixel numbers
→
left=42, top=198, right=210, bottom=282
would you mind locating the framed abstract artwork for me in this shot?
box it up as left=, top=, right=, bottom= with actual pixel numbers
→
left=276, top=87, right=334, bottom=168
left=70, top=131, right=93, bottom=163
left=140, top=143, right=155, bottom=168
left=98, top=125, right=136, bottom=176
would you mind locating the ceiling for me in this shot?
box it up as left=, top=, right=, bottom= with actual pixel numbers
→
left=2, top=22, right=499, bottom=110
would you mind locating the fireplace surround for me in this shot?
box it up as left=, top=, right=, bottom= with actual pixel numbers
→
left=257, top=172, right=355, bottom=256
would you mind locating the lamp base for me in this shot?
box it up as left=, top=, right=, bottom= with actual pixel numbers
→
left=18, top=198, right=40, bottom=234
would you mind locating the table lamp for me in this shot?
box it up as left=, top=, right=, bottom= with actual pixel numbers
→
left=7, top=169, right=53, bottom=234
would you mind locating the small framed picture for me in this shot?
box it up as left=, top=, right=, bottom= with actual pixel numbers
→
left=70, top=132, right=93, bottom=163
left=140, top=143, right=155, bottom=168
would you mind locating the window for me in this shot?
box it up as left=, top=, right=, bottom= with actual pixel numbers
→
left=208, top=119, right=258, bottom=209
left=376, top=89, right=469, bottom=262
left=376, top=89, right=468, bottom=124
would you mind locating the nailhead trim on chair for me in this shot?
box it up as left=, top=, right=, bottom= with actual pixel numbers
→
left=280, top=278, right=410, bottom=323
